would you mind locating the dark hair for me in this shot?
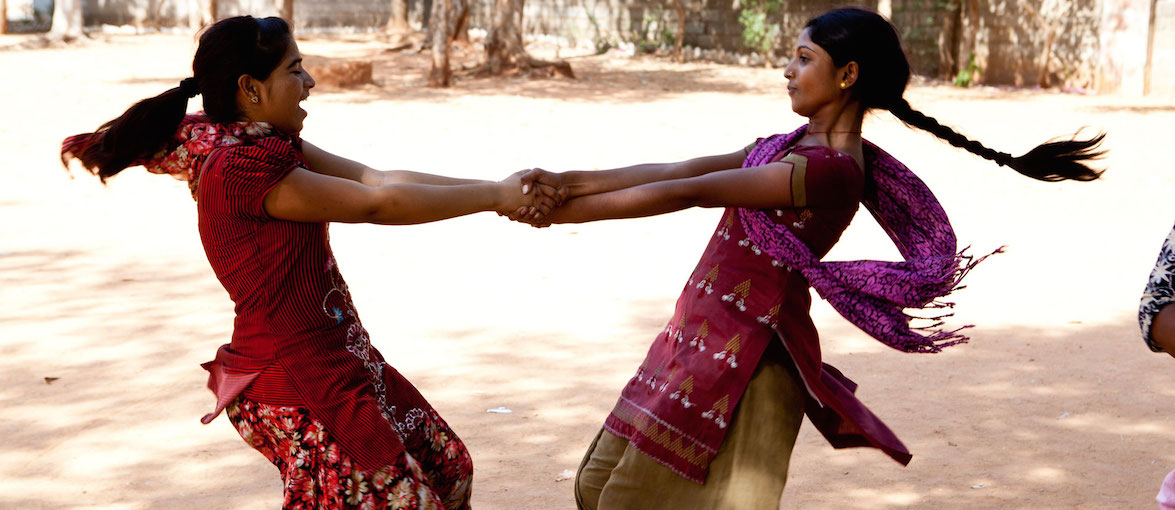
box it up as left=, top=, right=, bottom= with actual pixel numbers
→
left=70, top=16, right=292, bottom=182
left=805, top=8, right=1104, bottom=182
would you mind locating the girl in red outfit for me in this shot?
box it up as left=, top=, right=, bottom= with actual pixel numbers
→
left=61, top=16, right=554, bottom=510
left=512, top=8, right=1104, bottom=510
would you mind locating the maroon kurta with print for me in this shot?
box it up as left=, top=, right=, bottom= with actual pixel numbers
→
left=196, top=136, right=434, bottom=472
left=603, top=144, right=911, bottom=483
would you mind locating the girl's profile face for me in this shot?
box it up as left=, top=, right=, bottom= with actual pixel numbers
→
left=249, top=37, right=316, bottom=134
left=783, top=29, right=844, bottom=117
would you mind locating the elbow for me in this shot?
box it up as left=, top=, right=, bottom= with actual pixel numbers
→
left=360, top=186, right=405, bottom=224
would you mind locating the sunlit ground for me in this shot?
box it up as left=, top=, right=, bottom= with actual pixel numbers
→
left=1, top=32, right=1173, bottom=509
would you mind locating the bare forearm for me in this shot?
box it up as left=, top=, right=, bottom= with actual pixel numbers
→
left=377, top=170, right=489, bottom=187
left=561, top=163, right=679, bottom=198
left=361, top=182, right=506, bottom=225
left=561, top=151, right=747, bottom=198
left=543, top=181, right=698, bottom=224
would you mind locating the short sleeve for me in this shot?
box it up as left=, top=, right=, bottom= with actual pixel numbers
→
left=219, top=138, right=301, bottom=221
left=1140, top=223, right=1175, bottom=352
left=780, top=148, right=863, bottom=209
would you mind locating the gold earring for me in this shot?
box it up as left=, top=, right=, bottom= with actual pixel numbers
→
left=840, top=82, right=847, bottom=88
left=250, top=96, right=259, bottom=103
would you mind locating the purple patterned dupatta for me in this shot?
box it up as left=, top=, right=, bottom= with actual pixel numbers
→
left=739, top=125, right=999, bottom=353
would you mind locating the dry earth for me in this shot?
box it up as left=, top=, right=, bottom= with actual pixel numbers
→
left=1, top=31, right=1173, bottom=509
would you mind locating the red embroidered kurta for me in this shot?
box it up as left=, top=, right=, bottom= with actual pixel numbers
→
left=196, top=136, right=433, bottom=472
left=604, top=144, right=911, bottom=483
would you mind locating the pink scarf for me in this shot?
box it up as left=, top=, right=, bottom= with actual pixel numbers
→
left=739, top=125, right=999, bottom=353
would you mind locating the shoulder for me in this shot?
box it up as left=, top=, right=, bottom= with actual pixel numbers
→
left=213, top=138, right=301, bottom=175
left=787, top=145, right=862, bottom=179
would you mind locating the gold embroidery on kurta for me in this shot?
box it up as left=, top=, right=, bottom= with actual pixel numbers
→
left=703, top=265, right=719, bottom=283
left=711, top=395, right=730, bottom=416
left=733, top=279, right=751, bottom=298
left=724, top=334, right=742, bottom=355
left=624, top=409, right=713, bottom=467
left=757, top=303, right=782, bottom=326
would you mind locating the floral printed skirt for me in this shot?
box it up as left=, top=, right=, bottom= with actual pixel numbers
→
left=227, top=398, right=473, bottom=510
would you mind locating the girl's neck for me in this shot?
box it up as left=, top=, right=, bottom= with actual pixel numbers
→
left=803, top=106, right=864, bottom=151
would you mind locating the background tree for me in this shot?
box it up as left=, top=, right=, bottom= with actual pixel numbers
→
left=50, top=0, right=83, bottom=41
left=2, top=0, right=8, bottom=35
left=673, top=0, right=685, bottom=62
left=386, top=0, right=410, bottom=33
left=277, top=0, right=293, bottom=24
left=428, top=0, right=466, bottom=86
left=189, top=0, right=219, bottom=30
left=737, top=0, right=782, bottom=67
left=479, top=0, right=573, bottom=78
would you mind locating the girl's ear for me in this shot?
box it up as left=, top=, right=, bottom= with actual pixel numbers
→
left=841, top=61, right=860, bottom=89
left=237, top=74, right=261, bottom=103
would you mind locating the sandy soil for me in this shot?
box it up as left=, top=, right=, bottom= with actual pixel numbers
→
left=1, top=31, right=1173, bottom=509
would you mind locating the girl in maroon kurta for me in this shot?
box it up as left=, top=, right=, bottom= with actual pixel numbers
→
left=511, top=8, right=1105, bottom=510
left=61, top=16, right=555, bottom=510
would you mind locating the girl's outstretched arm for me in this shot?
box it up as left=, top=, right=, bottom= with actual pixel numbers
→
left=526, top=148, right=750, bottom=200
left=301, top=140, right=490, bottom=187
left=1152, top=305, right=1175, bottom=358
left=535, top=161, right=795, bottom=225
left=263, top=167, right=552, bottom=225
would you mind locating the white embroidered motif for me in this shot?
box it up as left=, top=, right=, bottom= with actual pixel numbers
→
left=323, top=256, right=423, bottom=440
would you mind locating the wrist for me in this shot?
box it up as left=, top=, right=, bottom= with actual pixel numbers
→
left=563, top=171, right=592, bottom=198
left=492, top=181, right=515, bottom=213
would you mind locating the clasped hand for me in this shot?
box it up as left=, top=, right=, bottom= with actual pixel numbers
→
left=498, top=168, right=567, bottom=227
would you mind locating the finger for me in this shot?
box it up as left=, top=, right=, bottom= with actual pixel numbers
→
left=535, top=183, right=560, bottom=200
left=519, top=168, right=543, bottom=194
left=506, top=206, right=527, bottom=222
left=535, top=195, right=557, bottom=213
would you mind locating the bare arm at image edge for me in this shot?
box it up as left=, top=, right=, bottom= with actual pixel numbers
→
left=1140, top=223, right=1175, bottom=357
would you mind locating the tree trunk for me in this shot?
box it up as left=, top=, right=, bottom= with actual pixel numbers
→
left=386, top=0, right=409, bottom=33
left=428, top=0, right=454, bottom=87
left=192, top=0, right=219, bottom=28
left=1, top=0, right=8, bottom=35
left=673, top=0, right=685, bottom=63
left=50, top=0, right=84, bottom=41
left=453, top=2, right=469, bottom=45
left=1038, top=28, right=1056, bottom=87
left=188, top=0, right=202, bottom=29
left=481, top=0, right=573, bottom=78
left=277, top=0, right=294, bottom=25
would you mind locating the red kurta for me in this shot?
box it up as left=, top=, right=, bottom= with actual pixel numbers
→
left=196, top=136, right=433, bottom=472
left=603, top=144, right=911, bottom=483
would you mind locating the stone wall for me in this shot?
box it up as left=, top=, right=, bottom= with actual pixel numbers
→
left=1148, top=0, right=1175, bottom=95
left=27, top=0, right=1173, bottom=93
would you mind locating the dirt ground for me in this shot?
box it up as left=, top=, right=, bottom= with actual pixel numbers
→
left=1, top=31, right=1173, bottom=509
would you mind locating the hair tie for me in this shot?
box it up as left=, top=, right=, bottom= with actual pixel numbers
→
left=179, top=77, right=200, bottom=98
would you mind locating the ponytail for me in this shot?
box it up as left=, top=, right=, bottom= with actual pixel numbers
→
left=63, top=16, right=293, bottom=184
left=67, top=79, right=200, bottom=182
left=887, top=98, right=1104, bottom=182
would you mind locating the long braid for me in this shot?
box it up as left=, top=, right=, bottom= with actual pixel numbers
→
left=887, top=98, right=1104, bottom=182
